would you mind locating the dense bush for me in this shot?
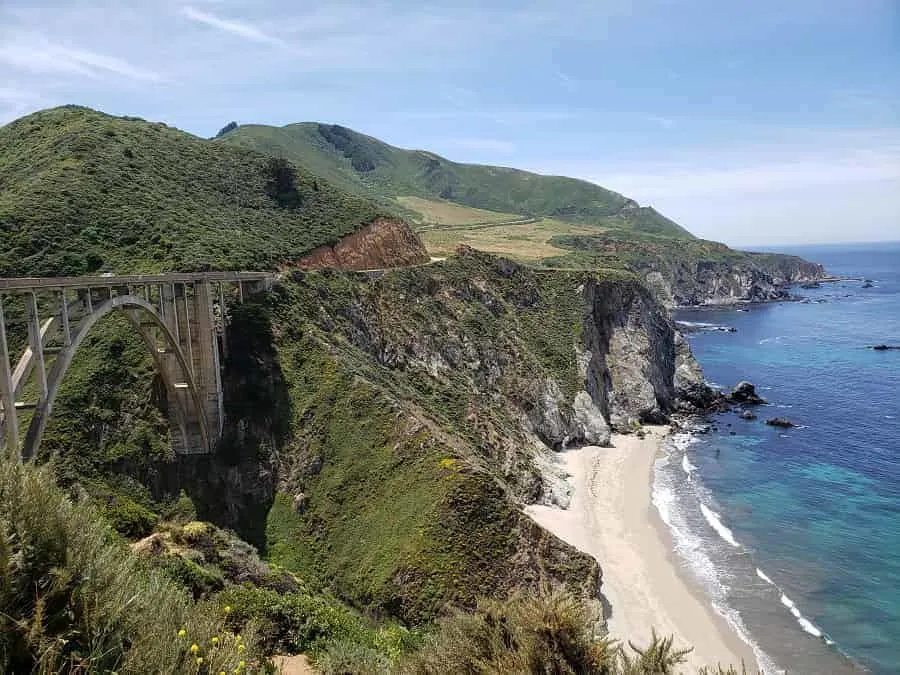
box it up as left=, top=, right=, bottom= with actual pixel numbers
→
left=399, top=591, right=616, bottom=674
left=217, top=585, right=372, bottom=654
left=0, top=456, right=261, bottom=673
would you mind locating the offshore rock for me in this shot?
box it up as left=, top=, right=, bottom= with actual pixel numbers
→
left=766, top=417, right=796, bottom=428
left=729, top=380, right=767, bottom=404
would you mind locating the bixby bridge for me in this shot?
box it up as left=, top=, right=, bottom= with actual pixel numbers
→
left=0, top=272, right=274, bottom=460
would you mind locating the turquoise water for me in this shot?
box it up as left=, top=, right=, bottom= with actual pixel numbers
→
left=663, top=242, right=900, bottom=674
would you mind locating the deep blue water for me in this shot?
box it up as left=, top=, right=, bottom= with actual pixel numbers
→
left=662, top=242, right=900, bottom=674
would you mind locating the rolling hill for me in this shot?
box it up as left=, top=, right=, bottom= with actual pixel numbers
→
left=217, top=121, right=694, bottom=240
left=0, top=107, right=386, bottom=276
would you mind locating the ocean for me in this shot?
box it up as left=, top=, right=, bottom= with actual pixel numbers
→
left=658, top=242, right=900, bottom=674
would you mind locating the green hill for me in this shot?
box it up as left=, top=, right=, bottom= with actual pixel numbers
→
left=0, top=107, right=384, bottom=276
left=217, top=122, right=694, bottom=239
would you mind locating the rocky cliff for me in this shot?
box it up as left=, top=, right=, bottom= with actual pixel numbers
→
left=641, top=253, right=826, bottom=306
left=41, top=245, right=711, bottom=634
left=250, top=248, right=710, bottom=624
left=294, top=216, right=429, bottom=271
left=547, top=233, right=825, bottom=306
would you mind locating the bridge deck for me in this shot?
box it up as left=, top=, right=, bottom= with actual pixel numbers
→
left=0, top=272, right=274, bottom=293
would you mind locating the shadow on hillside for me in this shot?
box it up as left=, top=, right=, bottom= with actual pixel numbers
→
left=185, top=296, right=292, bottom=551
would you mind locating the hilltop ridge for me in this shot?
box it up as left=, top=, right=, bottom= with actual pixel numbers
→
left=217, top=121, right=695, bottom=240
left=0, top=107, right=401, bottom=276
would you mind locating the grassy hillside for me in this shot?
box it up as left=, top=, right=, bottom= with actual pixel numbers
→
left=218, top=122, right=695, bottom=239
left=0, top=106, right=385, bottom=276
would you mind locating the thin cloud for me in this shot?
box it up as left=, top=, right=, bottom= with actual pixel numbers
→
left=0, top=38, right=163, bottom=82
left=181, top=6, right=288, bottom=48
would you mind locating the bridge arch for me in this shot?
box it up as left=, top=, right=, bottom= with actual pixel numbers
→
left=20, top=294, right=211, bottom=461
left=0, top=271, right=273, bottom=460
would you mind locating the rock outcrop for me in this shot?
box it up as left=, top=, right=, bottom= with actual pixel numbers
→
left=294, top=217, right=429, bottom=271
left=766, top=417, right=796, bottom=428
left=729, top=381, right=767, bottom=404
left=581, top=278, right=679, bottom=428
left=641, top=253, right=826, bottom=306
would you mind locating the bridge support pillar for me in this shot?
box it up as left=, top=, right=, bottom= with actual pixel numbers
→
left=193, top=282, right=224, bottom=439
left=0, top=297, right=19, bottom=456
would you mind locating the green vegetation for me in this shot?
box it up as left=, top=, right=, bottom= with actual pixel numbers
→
left=0, top=104, right=790, bottom=673
left=0, top=106, right=385, bottom=276
left=0, top=456, right=262, bottom=673
left=218, top=122, right=694, bottom=239
left=254, top=251, right=634, bottom=624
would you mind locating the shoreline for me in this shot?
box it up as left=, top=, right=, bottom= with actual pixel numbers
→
left=526, top=426, right=758, bottom=672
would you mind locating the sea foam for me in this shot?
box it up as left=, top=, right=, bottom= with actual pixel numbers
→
left=653, top=435, right=784, bottom=674
left=700, top=503, right=741, bottom=547
left=756, top=568, right=775, bottom=585
left=780, top=594, right=824, bottom=638
left=681, top=453, right=696, bottom=478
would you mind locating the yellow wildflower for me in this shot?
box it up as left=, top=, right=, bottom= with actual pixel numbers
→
left=237, top=644, right=245, bottom=653
left=190, top=643, right=199, bottom=655
left=211, top=636, right=219, bottom=646
left=223, top=605, right=232, bottom=614
left=177, top=629, right=187, bottom=638
left=195, top=657, right=203, bottom=665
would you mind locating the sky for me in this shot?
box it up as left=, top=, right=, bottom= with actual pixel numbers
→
left=1, top=0, right=898, bottom=246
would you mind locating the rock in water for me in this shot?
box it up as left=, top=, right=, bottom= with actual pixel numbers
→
left=740, top=410, right=757, bottom=420
left=862, top=282, right=874, bottom=289
left=729, top=380, right=767, bottom=404
left=871, top=344, right=899, bottom=351
left=766, top=417, right=796, bottom=428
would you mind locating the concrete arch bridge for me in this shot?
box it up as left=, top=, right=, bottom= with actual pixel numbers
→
left=0, top=272, right=273, bottom=460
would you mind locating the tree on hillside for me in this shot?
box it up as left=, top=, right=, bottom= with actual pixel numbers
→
left=264, top=157, right=301, bottom=208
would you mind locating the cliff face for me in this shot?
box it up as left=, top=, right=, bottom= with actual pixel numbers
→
left=294, top=216, right=429, bottom=271
left=253, top=248, right=710, bottom=624
left=37, top=244, right=712, bottom=633
left=639, top=252, right=825, bottom=306
left=546, top=234, right=826, bottom=307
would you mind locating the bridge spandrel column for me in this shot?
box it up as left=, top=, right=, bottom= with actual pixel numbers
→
left=0, top=297, right=19, bottom=456
left=192, top=281, right=223, bottom=439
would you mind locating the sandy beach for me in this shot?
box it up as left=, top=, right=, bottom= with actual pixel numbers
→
left=526, top=426, right=758, bottom=673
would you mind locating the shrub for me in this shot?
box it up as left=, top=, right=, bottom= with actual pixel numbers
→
left=317, top=640, right=391, bottom=675
left=100, top=494, right=159, bottom=538
left=620, top=629, right=693, bottom=674
left=156, top=554, right=226, bottom=599
left=0, top=457, right=261, bottom=673
left=399, top=590, right=616, bottom=674
left=218, top=585, right=370, bottom=655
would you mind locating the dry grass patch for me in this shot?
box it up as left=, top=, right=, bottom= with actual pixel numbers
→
left=396, top=196, right=523, bottom=226
left=420, top=218, right=607, bottom=262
